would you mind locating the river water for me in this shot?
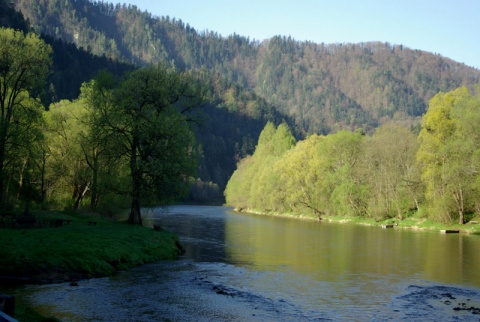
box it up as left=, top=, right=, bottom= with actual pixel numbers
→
left=8, top=206, right=480, bottom=321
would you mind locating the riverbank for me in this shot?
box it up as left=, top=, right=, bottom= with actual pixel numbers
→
left=235, top=208, right=480, bottom=234
left=0, top=210, right=183, bottom=285
left=0, top=210, right=184, bottom=321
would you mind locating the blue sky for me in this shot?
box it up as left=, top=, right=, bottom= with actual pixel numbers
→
left=126, top=0, right=480, bottom=69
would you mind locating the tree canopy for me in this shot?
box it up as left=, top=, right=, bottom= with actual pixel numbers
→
left=0, top=27, right=52, bottom=209
left=417, top=87, right=480, bottom=224
left=107, top=65, right=203, bottom=224
left=227, top=88, right=480, bottom=225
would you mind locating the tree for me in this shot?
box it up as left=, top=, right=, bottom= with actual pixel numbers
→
left=248, top=123, right=295, bottom=211
left=361, top=123, right=421, bottom=219
left=274, top=134, right=325, bottom=217
left=417, top=87, right=480, bottom=224
left=318, top=130, right=366, bottom=216
left=77, top=71, right=117, bottom=210
left=6, top=92, right=45, bottom=215
left=0, top=28, right=52, bottom=208
left=224, top=122, right=295, bottom=211
left=224, top=154, right=255, bottom=209
left=44, top=99, right=90, bottom=209
left=107, top=65, right=203, bottom=224
left=451, top=86, right=480, bottom=217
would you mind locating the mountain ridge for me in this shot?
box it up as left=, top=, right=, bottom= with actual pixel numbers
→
left=14, top=0, right=480, bottom=133
left=1, top=0, right=295, bottom=204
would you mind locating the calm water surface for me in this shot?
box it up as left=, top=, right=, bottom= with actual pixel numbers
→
left=8, top=206, right=480, bottom=321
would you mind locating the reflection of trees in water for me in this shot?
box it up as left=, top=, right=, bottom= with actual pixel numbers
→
left=225, top=213, right=480, bottom=287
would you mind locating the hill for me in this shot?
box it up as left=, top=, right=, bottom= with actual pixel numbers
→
left=14, top=0, right=480, bottom=133
left=1, top=0, right=294, bottom=204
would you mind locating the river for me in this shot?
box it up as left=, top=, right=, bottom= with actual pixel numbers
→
left=8, top=205, right=480, bottom=321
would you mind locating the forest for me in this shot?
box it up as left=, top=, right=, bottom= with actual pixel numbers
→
left=225, top=86, right=480, bottom=224
left=0, top=24, right=291, bottom=225
left=13, top=0, right=480, bottom=133
left=0, top=25, right=207, bottom=224
left=2, top=0, right=480, bottom=224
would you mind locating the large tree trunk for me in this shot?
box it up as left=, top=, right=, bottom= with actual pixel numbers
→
left=40, top=152, right=46, bottom=203
left=128, top=173, right=142, bottom=225
left=73, top=183, right=90, bottom=210
left=90, top=156, right=98, bottom=210
left=0, top=163, right=4, bottom=209
left=128, top=134, right=142, bottom=225
left=129, top=197, right=142, bottom=225
left=453, top=186, right=465, bottom=225
left=0, top=135, right=6, bottom=208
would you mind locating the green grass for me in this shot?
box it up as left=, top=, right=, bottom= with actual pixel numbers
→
left=13, top=300, right=61, bottom=322
left=0, top=211, right=182, bottom=283
left=0, top=210, right=182, bottom=322
left=240, top=208, right=480, bottom=234
left=321, top=213, right=480, bottom=233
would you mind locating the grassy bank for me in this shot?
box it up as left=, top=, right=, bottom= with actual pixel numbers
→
left=0, top=210, right=183, bottom=322
left=237, top=208, right=480, bottom=234
left=0, top=210, right=183, bottom=284
left=12, top=299, right=61, bottom=322
left=323, top=214, right=480, bottom=234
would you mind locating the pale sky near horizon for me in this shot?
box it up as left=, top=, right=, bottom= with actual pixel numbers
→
left=124, top=0, right=480, bottom=69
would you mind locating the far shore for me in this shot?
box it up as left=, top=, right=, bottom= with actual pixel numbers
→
left=232, top=207, right=480, bottom=235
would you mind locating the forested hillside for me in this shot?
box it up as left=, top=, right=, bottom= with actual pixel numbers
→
left=5, top=0, right=480, bottom=210
left=0, top=0, right=293, bottom=208
left=14, top=0, right=480, bottom=133
left=1, top=0, right=135, bottom=105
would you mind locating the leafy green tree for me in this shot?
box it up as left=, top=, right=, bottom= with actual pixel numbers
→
left=224, top=154, right=255, bottom=209
left=107, top=65, right=203, bottom=224
left=77, top=72, right=118, bottom=210
left=248, top=123, right=295, bottom=211
left=274, top=134, right=325, bottom=216
left=318, top=131, right=366, bottom=216
left=44, top=99, right=90, bottom=209
left=227, top=127, right=367, bottom=217
left=321, top=131, right=366, bottom=216
left=225, top=122, right=295, bottom=211
left=452, top=86, right=480, bottom=217
left=225, top=122, right=276, bottom=210
left=362, top=123, right=421, bottom=219
left=417, top=87, right=480, bottom=224
left=0, top=28, right=52, bottom=208
left=5, top=92, right=45, bottom=214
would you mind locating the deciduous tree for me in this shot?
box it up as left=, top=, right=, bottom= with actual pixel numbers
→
left=107, top=65, right=203, bottom=224
left=0, top=28, right=52, bottom=208
left=362, top=123, right=421, bottom=219
left=225, top=122, right=295, bottom=211
left=274, top=134, right=325, bottom=216
left=417, top=87, right=480, bottom=224
left=44, top=99, right=90, bottom=208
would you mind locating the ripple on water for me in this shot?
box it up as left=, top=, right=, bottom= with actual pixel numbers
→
left=20, top=260, right=480, bottom=321
left=374, top=284, right=480, bottom=321
left=24, top=260, right=331, bottom=321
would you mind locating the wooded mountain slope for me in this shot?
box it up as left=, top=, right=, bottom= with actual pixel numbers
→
left=15, top=0, right=480, bottom=134
left=1, top=0, right=295, bottom=205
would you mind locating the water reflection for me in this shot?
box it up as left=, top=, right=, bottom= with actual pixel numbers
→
left=151, top=206, right=480, bottom=316
left=220, top=211, right=480, bottom=288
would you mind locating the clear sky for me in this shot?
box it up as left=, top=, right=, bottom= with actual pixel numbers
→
left=125, top=0, right=480, bottom=69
